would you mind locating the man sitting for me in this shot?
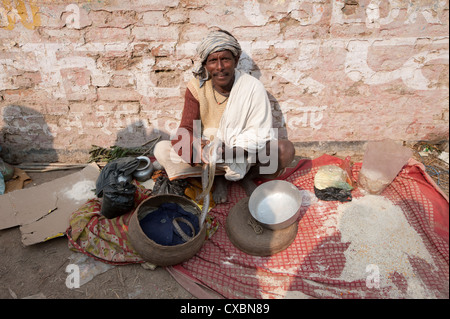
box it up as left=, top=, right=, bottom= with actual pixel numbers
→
left=154, top=29, right=295, bottom=203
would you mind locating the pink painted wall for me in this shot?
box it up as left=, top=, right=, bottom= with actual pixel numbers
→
left=0, top=0, right=448, bottom=162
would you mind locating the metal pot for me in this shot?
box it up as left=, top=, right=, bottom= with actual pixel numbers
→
left=248, top=180, right=302, bottom=230
left=133, top=156, right=153, bottom=182
left=128, top=194, right=206, bottom=266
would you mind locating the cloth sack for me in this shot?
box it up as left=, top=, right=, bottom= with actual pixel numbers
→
left=95, top=157, right=139, bottom=197
left=96, top=157, right=140, bottom=219
left=314, top=165, right=353, bottom=202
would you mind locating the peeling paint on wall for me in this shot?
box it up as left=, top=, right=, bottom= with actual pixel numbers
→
left=0, top=0, right=41, bottom=30
left=0, top=0, right=448, bottom=162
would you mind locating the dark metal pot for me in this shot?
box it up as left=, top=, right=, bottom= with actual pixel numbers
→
left=128, top=194, right=206, bottom=266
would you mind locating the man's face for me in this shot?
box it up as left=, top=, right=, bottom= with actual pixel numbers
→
left=205, top=50, right=239, bottom=90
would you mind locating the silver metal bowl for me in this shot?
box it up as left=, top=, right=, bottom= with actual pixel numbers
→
left=248, top=180, right=302, bottom=230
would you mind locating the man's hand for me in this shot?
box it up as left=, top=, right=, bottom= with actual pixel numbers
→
left=200, top=139, right=211, bottom=164
left=201, top=140, right=226, bottom=164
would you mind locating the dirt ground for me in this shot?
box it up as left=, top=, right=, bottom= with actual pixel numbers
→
left=0, top=169, right=194, bottom=299
left=0, top=143, right=448, bottom=300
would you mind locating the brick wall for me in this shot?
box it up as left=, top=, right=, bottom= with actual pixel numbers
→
left=0, top=0, right=448, bottom=162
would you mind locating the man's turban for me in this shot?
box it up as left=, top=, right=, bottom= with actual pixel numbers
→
left=192, top=29, right=242, bottom=87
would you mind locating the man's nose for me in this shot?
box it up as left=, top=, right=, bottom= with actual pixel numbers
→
left=217, top=59, right=224, bottom=70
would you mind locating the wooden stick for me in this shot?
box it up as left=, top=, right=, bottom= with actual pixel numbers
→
left=18, top=163, right=88, bottom=167
left=141, top=135, right=161, bottom=147
left=19, top=162, right=108, bottom=172
left=21, top=167, right=86, bottom=173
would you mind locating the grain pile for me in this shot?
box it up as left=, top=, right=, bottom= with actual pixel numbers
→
left=336, top=195, right=438, bottom=298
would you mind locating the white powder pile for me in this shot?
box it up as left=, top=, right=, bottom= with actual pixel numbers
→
left=336, top=195, right=437, bottom=298
left=63, top=180, right=96, bottom=203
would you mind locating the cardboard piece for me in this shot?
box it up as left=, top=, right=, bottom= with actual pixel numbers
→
left=0, top=163, right=100, bottom=245
left=5, top=167, right=32, bottom=193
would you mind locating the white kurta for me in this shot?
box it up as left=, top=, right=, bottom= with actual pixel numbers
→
left=216, top=70, right=275, bottom=180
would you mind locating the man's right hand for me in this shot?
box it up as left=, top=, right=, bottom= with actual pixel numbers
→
left=201, top=140, right=226, bottom=164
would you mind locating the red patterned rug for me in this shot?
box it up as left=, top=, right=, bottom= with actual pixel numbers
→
left=170, top=155, right=449, bottom=299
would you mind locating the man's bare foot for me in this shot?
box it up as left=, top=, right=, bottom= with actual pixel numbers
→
left=240, top=174, right=257, bottom=197
left=213, top=176, right=228, bottom=203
